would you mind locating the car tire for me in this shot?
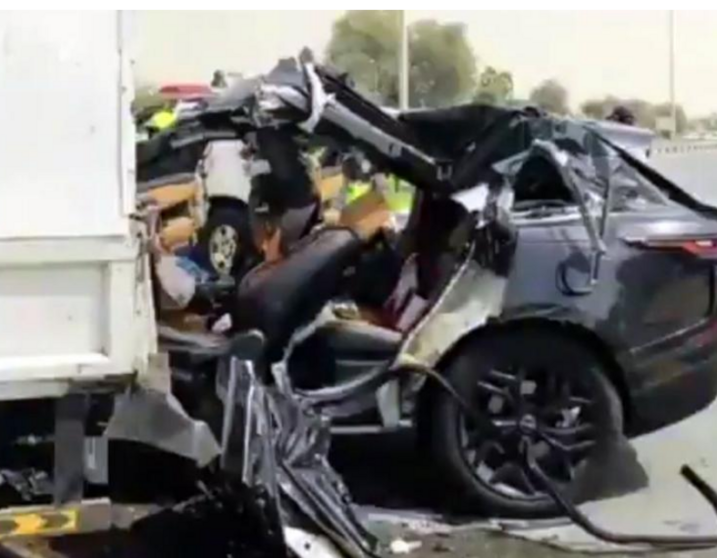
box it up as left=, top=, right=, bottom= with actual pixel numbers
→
left=196, top=203, right=256, bottom=278
left=429, top=328, right=623, bottom=517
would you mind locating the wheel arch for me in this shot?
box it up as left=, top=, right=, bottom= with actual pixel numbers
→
left=417, top=317, right=633, bottom=433
left=207, top=195, right=248, bottom=213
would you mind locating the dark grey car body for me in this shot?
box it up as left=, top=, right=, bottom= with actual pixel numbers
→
left=502, top=155, right=717, bottom=434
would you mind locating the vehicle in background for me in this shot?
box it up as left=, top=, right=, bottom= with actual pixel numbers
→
left=135, top=90, right=256, bottom=278
left=137, top=121, right=361, bottom=278
left=194, top=139, right=256, bottom=277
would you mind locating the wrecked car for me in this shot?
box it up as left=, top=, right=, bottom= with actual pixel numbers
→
left=146, top=50, right=717, bottom=537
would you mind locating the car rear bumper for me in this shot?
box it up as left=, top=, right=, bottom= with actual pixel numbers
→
left=627, top=321, right=717, bottom=435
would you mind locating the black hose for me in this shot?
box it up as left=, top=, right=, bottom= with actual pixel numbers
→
left=524, top=443, right=717, bottom=549
left=301, top=355, right=717, bottom=552
left=396, top=364, right=501, bottom=438
left=681, top=465, right=717, bottom=517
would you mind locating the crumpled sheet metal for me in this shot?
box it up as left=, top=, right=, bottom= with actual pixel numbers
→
left=105, top=388, right=221, bottom=468
left=492, top=115, right=667, bottom=214
left=402, top=259, right=507, bottom=368
left=235, top=368, right=380, bottom=558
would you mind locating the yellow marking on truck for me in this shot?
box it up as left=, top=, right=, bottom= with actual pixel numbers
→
left=0, top=510, right=78, bottom=539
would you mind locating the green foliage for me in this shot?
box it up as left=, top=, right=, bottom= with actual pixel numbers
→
left=409, top=20, right=476, bottom=107
left=529, top=79, right=570, bottom=115
left=474, top=66, right=514, bottom=105
left=325, top=11, right=401, bottom=104
left=326, top=11, right=477, bottom=108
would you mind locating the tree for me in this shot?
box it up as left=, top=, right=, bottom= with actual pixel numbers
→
left=325, top=11, right=401, bottom=104
left=691, top=113, right=717, bottom=132
left=580, top=98, right=609, bottom=120
left=325, top=11, right=477, bottom=107
left=474, top=66, right=513, bottom=105
left=408, top=20, right=476, bottom=107
left=529, top=79, right=569, bottom=115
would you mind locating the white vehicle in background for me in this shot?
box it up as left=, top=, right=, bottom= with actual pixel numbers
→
left=136, top=103, right=256, bottom=278
left=196, top=139, right=254, bottom=277
left=137, top=75, right=257, bottom=278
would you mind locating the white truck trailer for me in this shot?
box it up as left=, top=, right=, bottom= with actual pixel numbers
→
left=0, top=11, right=217, bottom=539
left=0, top=12, right=152, bottom=399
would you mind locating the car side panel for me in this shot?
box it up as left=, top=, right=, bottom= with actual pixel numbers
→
left=502, top=209, right=717, bottom=432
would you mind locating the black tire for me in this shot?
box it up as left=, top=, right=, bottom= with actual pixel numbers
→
left=196, top=203, right=256, bottom=278
left=429, top=328, right=623, bottom=517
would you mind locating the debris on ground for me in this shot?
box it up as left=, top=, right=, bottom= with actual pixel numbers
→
left=389, top=538, right=422, bottom=555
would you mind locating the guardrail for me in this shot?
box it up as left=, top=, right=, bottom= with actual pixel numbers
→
left=652, top=140, right=717, bottom=156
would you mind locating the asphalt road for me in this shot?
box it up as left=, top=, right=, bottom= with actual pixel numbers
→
left=652, top=150, right=717, bottom=205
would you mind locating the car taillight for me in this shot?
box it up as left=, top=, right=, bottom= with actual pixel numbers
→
left=626, top=237, right=717, bottom=258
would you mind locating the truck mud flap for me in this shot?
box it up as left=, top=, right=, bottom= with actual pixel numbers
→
left=105, top=388, right=221, bottom=468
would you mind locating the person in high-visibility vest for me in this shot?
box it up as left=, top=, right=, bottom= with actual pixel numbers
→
left=145, top=104, right=177, bottom=137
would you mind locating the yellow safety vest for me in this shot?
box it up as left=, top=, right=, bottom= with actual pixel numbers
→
left=148, top=109, right=177, bottom=131
left=346, top=182, right=370, bottom=203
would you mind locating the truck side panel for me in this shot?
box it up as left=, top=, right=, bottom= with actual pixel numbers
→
left=0, top=12, right=153, bottom=399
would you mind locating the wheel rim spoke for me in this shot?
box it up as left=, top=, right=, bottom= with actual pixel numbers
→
left=543, top=423, right=594, bottom=438
left=490, top=461, right=521, bottom=486
left=493, top=418, right=518, bottom=432
left=539, top=431, right=596, bottom=456
left=487, top=369, right=518, bottom=385
left=476, top=380, right=504, bottom=397
left=476, top=381, right=514, bottom=407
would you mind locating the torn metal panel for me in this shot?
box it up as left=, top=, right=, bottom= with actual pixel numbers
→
left=105, top=388, right=220, bottom=468
left=401, top=258, right=508, bottom=368
left=222, top=364, right=381, bottom=558
left=274, top=396, right=380, bottom=557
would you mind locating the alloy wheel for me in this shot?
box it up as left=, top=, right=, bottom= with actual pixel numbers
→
left=460, top=365, right=596, bottom=500
left=209, top=225, right=239, bottom=276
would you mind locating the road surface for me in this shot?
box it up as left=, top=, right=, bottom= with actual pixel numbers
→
left=652, top=150, right=717, bottom=205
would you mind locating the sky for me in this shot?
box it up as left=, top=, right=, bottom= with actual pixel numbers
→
left=133, top=10, right=717, bottom=116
